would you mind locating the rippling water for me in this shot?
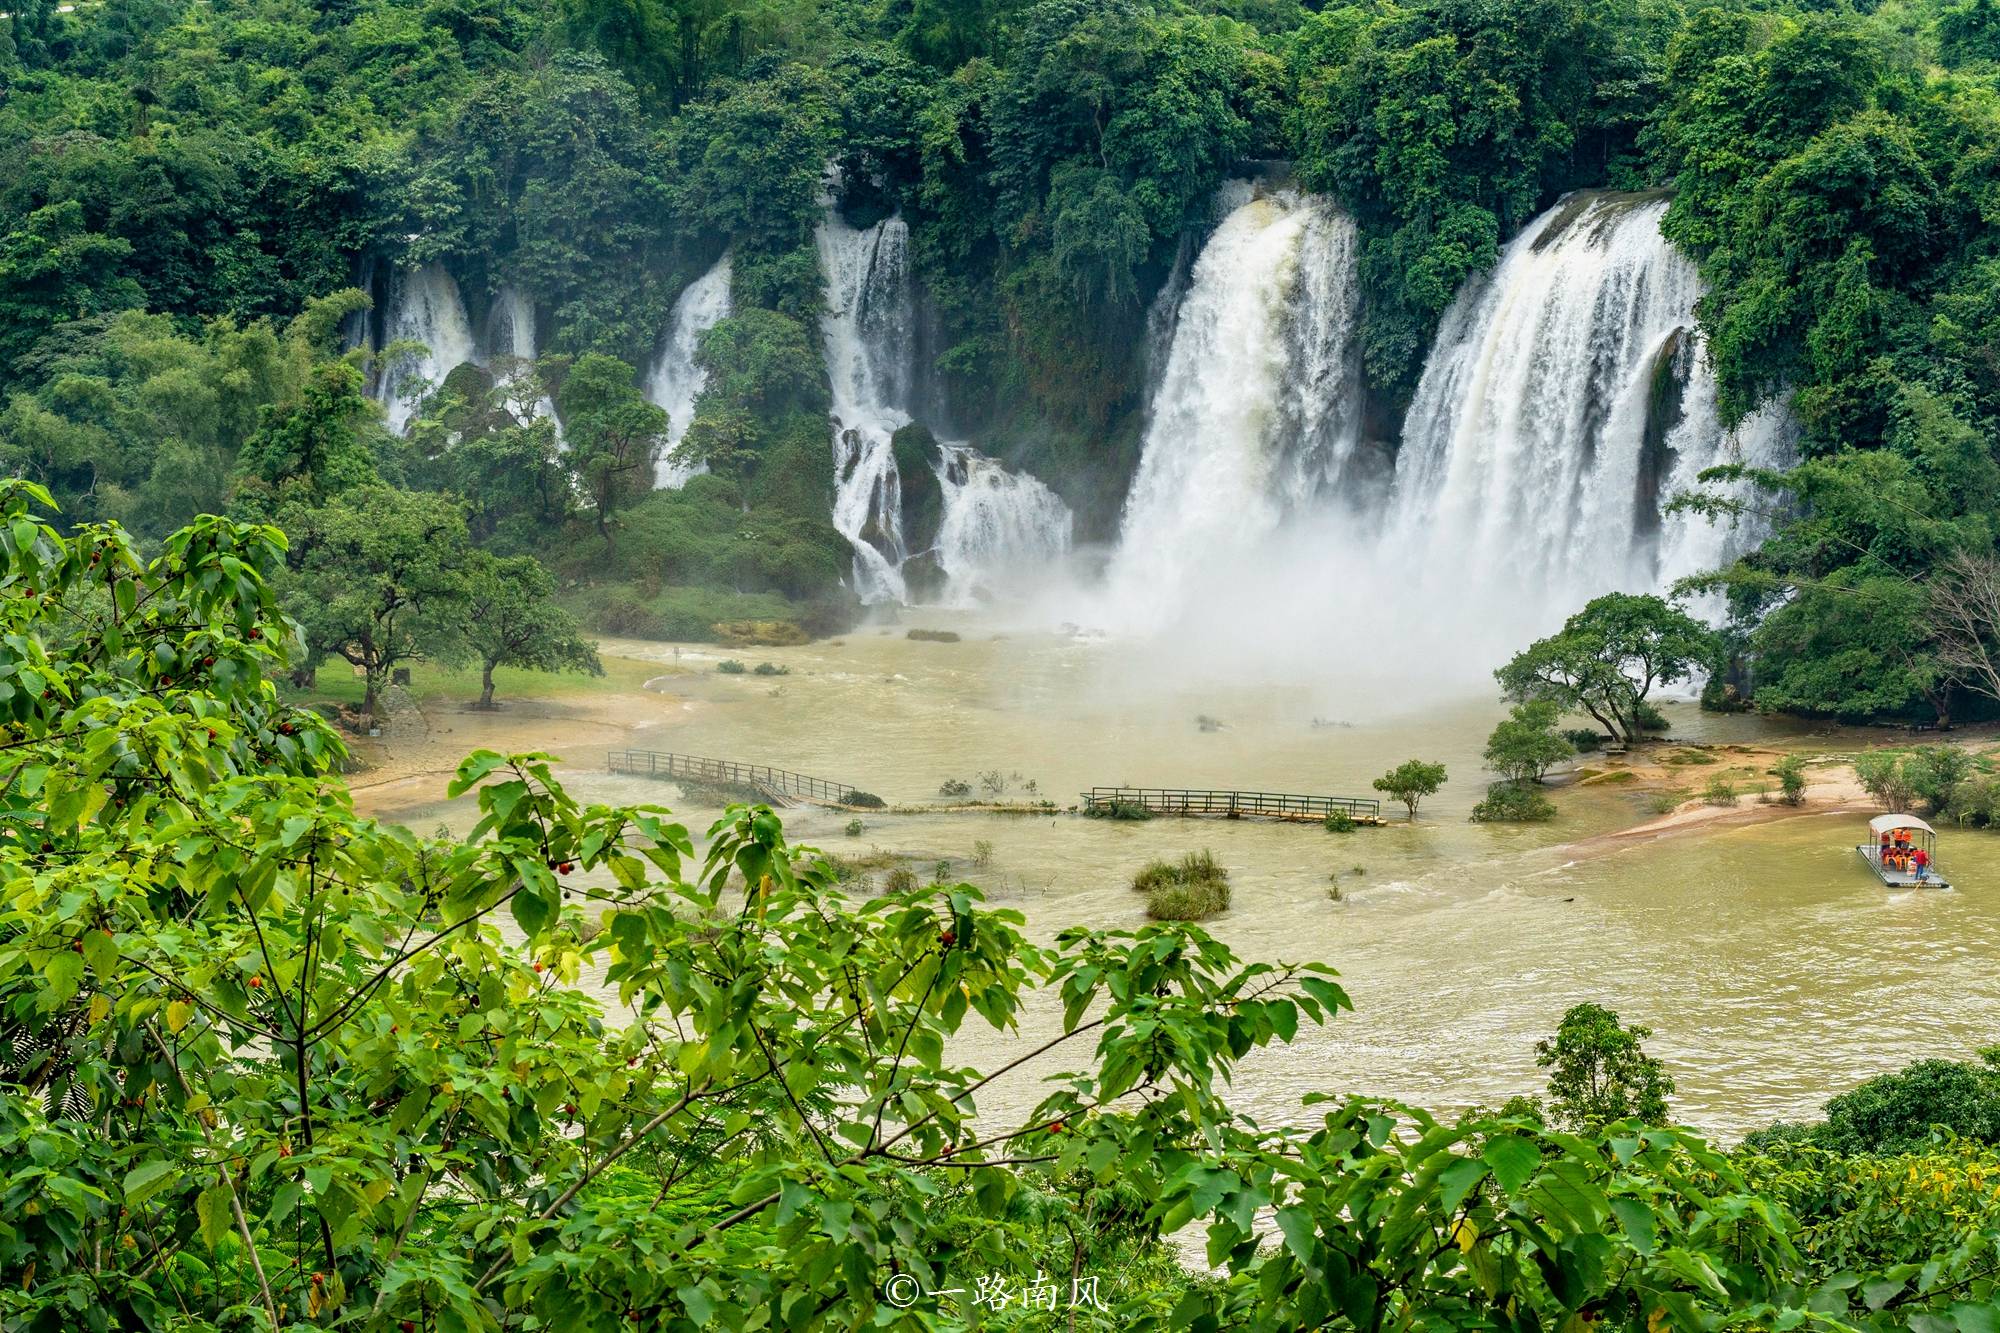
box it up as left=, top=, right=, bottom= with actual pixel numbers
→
left=386, top=620, right=2000, bottom=1141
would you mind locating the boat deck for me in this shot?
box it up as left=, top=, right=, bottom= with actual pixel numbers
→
left=1856, top=846, right=1951, bottom=890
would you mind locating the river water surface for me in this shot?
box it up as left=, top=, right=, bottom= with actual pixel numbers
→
left=394, top=616, right=2000, bottom=1141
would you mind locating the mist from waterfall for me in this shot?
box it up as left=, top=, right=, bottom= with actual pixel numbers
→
left=377, top=263, right=476, bottom=434
left=647, top=255, right=733, bottom=488
left=1100, top=188, right=1364, bottom=633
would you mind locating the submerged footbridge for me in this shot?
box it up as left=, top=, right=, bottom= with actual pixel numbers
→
left=606, top=750, right=867, bottom=808
left=1081, top=786, right=1381, bottom=824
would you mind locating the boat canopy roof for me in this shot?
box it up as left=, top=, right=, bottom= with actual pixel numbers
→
left=1869, top=813, right=1936, bottom=835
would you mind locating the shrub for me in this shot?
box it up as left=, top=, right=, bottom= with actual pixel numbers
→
left=1855, top=751, right=1917, bottom=812
left=939, top=778, right=973, bottom=798
left=1085, top=799, right=1152, bottom=821
left=845, top=818, right=865, bottom=837
left=752, top=661, right=790, bottom=676
left=1946, top=775, right=2000, bottom=827
left=906, top=628, right=961, bottom=642
left=1563, top=729, right=1607, bottom=751
left=882, top=866, right=920, bottom=894
left=1483, top=700, right=1574, bottom=783
left=1773, top=754, right=1808, bottom=805
left=1470, top=781, right=1557, bottom=822
left=1633, top=701, right=1670, bottom=732
left=714, top=619, right=810, bottom=646
left=841, top=789, right=886, bottom=809
left=1702, top=776, right=1738, bottom=807
left=1905, top=745, right=1973, bottom=812
left=1324, top=811, right=1357, bottom=833
left=972, top=839, right=994, bottom=868
left=1134, top=850, right=1231, bottom=921
left=1647, top=789, right=1689, bottom=815
left=716, top=659, right=747, bottom=674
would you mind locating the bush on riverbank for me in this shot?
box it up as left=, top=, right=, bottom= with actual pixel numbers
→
left=1470, top=781, right=1557, bottom=822
left=1135, top=850, right=1231, bottom=921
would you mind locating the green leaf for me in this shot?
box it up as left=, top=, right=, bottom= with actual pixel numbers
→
left=1439, top=1157, right=1489, bottom=1214
left=1607, top=1196, right=1657, bottom=1255
left=196, top=1183, right=234, bottom=1251
left=1481, top=1134, right=1541, bottom=1194
left=124, top=1160, right=179, bottom=1205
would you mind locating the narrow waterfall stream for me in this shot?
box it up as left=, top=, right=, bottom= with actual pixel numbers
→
left=376, top=263, right=477, bottom=434
left=817, top=210, right=917, bottom=603
left=647, top=255, right=733, bottom=487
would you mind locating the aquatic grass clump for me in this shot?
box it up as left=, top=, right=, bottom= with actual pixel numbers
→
left=1134, top=850, right=1231, bottom=922
left=841, top=789, right=887, bottom=809
left=716, top=659, right=747, bottom=675
left=1324, top=811, right=1358, bottom=833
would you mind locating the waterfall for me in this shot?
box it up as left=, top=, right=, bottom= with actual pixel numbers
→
left=1389, top=189, right=1790, bottom=638
left=1102, top=187, right=1364, bottom=628
left=932, top=446, right=1074, bottom=604
left=484, top=285, right=557, bottom=423
left=647, top=255, right=733, bottom=488
left=817, top=209, right=918, bottom=603
left=376, top=263, right=476, bottom=434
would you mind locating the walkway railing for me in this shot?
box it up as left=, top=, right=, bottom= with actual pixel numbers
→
left=607, top=750, right=858, bottom=804
left=1082, top=786, right=1380, bottom=820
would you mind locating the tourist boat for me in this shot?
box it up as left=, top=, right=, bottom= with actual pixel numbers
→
left=1857, top=814, right=1951, bottom=889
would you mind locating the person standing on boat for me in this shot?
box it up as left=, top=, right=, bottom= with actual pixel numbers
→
left=1913, top=846, right=1932, bottom=882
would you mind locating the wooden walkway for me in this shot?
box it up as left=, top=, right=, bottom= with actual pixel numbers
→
left=1081, top=786, right=1381, bottom=823
left=607, top=750, right=861, bottom=807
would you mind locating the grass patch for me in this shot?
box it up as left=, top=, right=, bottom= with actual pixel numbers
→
left=1134, top=850, right=1231, bottom=922
left=1579, top=770, right=1636, bottom=786
left=906, top=628, right=962, bottom=643
left=1663, top=749, right=1719, bottom=767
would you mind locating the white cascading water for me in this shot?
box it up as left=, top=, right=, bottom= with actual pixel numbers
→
left=1102, top=187, right=1364, bottom=630
left=377, top=263, right=477, bottom=434
left=817, top=209, right=916, bottom=602
left=485, top=285, right=558, bottom=423
left=647, top=255, right=733, bottom=487
left=932, top=445, right=1074, bottom=604
left=1388, top=190, right=1789, bottom=638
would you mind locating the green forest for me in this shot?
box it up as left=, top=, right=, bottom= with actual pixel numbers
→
left=3, top=0, right=2000, bottom=720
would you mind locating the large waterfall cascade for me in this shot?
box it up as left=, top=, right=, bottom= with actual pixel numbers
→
left=816, top=206, right=1074, bottom=604
left=646, top=255, right=734, bottom=488
left=1388, top=190, right=1792, bottom=622
left=376, top=263, right=477, bottom=434
left=1103, top=186, right=1366, bottom=628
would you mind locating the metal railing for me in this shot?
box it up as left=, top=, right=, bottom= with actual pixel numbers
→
left=1081, top=786, right=1380, bottom=820
left=608, top=750, right=858, bottom=804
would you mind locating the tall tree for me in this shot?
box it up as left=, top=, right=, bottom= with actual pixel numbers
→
left=1496, top=594, right=1717, bottom=744
left=464, top=553, right=602, bottom=708
left=553, top=354, right=668, bottom=549
left=279, top=487, right=476, bottom=713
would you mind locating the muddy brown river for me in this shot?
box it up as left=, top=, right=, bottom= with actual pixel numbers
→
left=388, top=617, right=2000, bottom=1140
